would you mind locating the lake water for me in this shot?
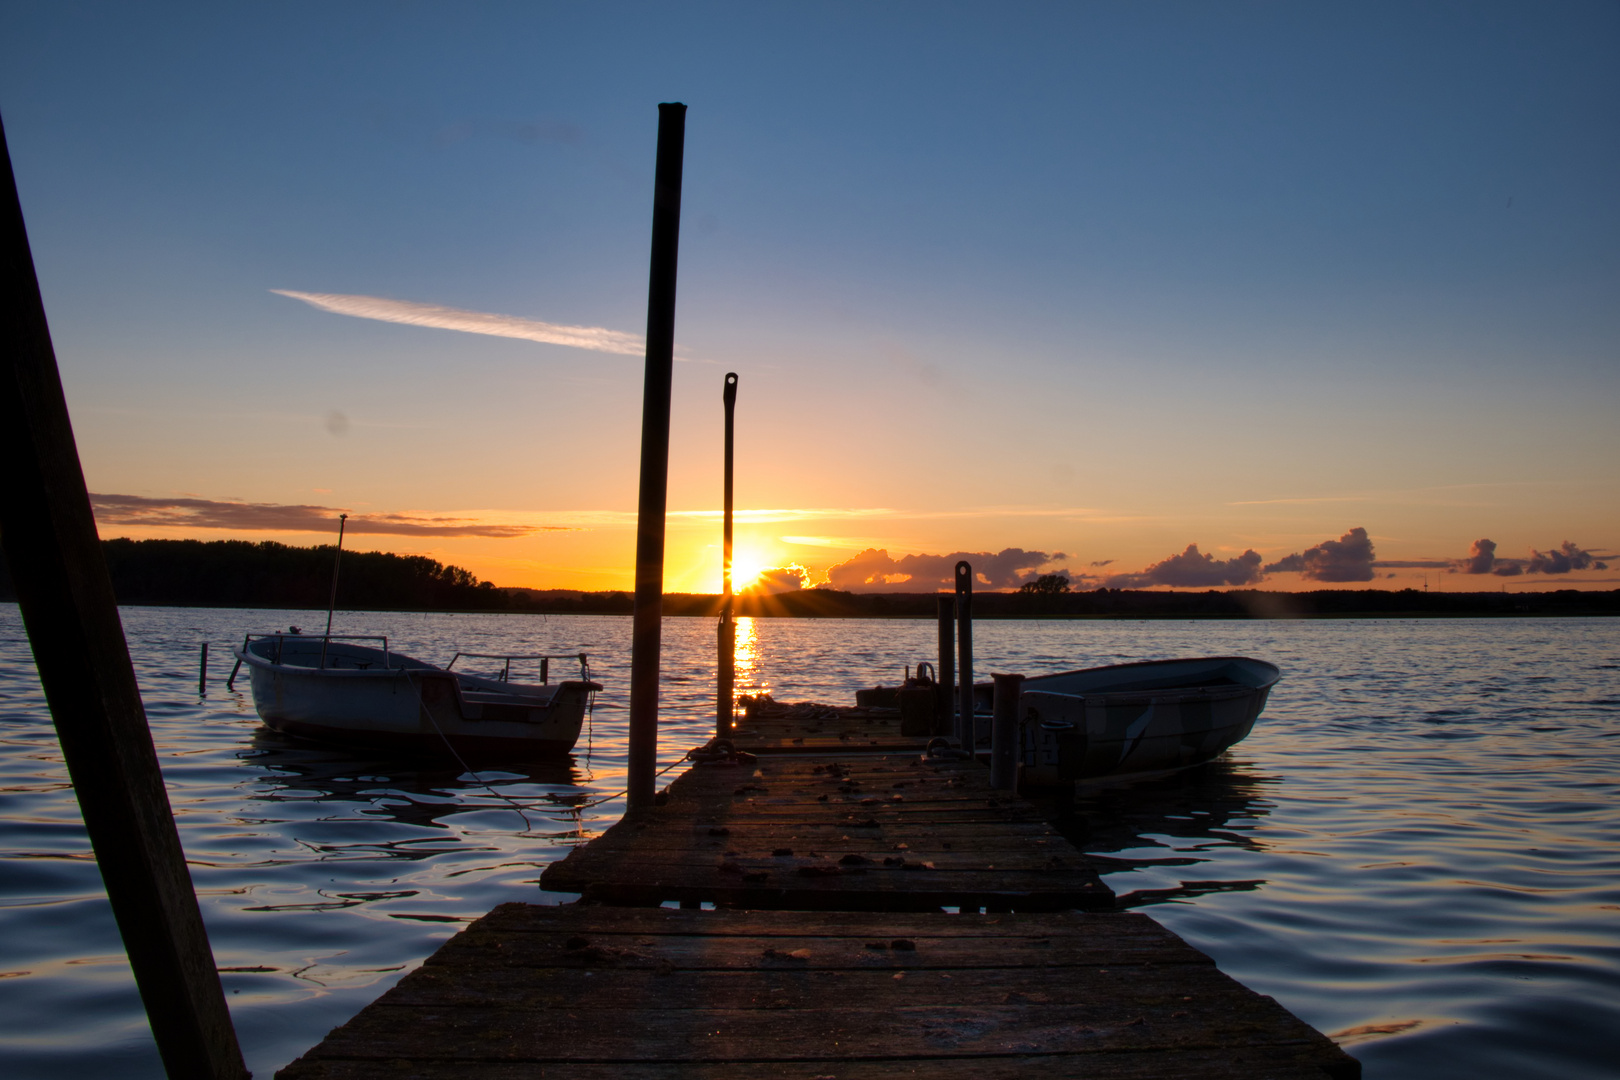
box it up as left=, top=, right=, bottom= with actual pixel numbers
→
left=1, top=604, right=1617, bottom=1078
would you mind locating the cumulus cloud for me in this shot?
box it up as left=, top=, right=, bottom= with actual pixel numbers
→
left=1527, top=541, right=1606, bottom=574
left=1103, top=545, right=1264, bottom=589
left=272, top=290, right=645, bottom=355
left=1456, top=538, right=1500, bottom=575
left=1450, top=537, right=1607, bottom=576
left=822, top=548, right=1070, bottom=592
left=1264, top=527, right=1376, bottom=583
left=747, top=566, right=811, bottom=594
left=89, top=493, right=554, bottom=538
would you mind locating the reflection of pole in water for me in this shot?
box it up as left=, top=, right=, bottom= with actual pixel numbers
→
left=319, top=513, right=348, bottom=670
left=718, top=372, right=738, bottom=738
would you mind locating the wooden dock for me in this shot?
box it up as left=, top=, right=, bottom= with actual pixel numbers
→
left=540, top=751, right=1112, bottom=912
left=277, top=905, right=1355, bottom=1079
left=726, top=697, right=930, bottom=754
left=276, top=704, right=1359, bottom=1078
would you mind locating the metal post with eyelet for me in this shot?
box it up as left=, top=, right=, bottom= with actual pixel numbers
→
left=955, top=561, right=974, bottom=747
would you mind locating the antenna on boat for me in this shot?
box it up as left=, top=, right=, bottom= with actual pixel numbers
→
left=718, top=372, right=738, bottom=738
left=319, top=513, right=348, bottom=670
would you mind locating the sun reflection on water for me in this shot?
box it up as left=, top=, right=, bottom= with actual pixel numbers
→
left=731, top=616, right=768, bottom=699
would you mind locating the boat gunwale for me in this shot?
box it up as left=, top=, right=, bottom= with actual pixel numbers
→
left=233, top=641, right=601, bottom=696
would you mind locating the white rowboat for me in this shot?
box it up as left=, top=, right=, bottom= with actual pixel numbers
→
left=979, top=656, right=1281, bottom=785
left=233, top=634, right=600, bottom=759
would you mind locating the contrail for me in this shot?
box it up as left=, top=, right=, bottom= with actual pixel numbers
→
left=272, top=290, right=644, bottom=355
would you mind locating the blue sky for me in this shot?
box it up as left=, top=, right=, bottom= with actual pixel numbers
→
left=3, top=2, right=1616, bottom=590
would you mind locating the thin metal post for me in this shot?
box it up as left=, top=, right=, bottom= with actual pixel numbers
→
left=627, top=102, right=687, bottom=810
left=717, top=371, right=738, bottom=738
left=990, top=672, right=1025, bottom=790
left=198, top=642, right=208, bottom=695
left=936, top=595, right=955, bottom=735
left=0, top=115, right=248, bottom=1078
left=318, top=513, right=347, bottom=670
left=955, top=561, right=975, bottom=747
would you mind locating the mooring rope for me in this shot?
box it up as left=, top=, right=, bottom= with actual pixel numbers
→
left=403, top=669, right=538, bottom=832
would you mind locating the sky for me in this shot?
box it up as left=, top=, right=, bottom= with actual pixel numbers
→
left=2, top=2, right=1616, bottom=594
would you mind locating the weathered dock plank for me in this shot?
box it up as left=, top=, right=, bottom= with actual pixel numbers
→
left=727, top=701, right=927, bottom=754
left=541, top=754, right=1112, bottom=911
left=276, top=904, right=1358, bottom=1080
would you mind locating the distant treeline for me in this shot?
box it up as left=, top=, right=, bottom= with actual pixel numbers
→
left=511, top=585, right=1620, bottom=619
left=655, top=587, right=1620, bottom=619
left=0, top=539, right=508, bottom=611
left=1, top=539, right=1616, bottom=617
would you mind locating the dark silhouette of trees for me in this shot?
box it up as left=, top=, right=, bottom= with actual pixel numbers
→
left=1, top=543, right=1616, bottom=617
left=0, top=538, right=509, bottom=611
left=1017, top=574, right=1071, bottom=595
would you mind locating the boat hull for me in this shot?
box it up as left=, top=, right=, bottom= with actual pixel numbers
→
left=1011, top=657, right=1279, bottom=785
left=236, top=638, right=598, bottom=760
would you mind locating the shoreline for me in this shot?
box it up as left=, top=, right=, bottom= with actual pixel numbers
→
left=5, top=591, right=1615, bottom=620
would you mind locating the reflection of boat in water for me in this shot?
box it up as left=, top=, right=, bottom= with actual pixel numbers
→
left=1052, top=756, right=1280, bottom=908
left=242, top=729, right=591, bottom=837
left=978, top=656, right=1280, bottom=785
left=233, top=634, right=601, bottom=760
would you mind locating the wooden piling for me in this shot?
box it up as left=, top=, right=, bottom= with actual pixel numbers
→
left=198, top=642, right=208, bottom=695
left=627, top=102, right=687, bottom=809
left=990, top=672, right=1024, bottom=789
left=0, top=115, right=248, bottom=1079
left=935, top=594, right=955, bottom=733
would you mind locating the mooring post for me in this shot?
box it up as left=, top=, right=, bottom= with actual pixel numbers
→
left=0, top=117, right=249, bottom=1078
left=990, top=672, right=1025, bottom=790
left=627, top=102, right=687, bottom=810
left=955, top=561, right=975, bottom=747
left=717, top=371, right=738, bottom=739
left=198, top=642, right=208, bottom=695
left=935, top=594, right=955, bottom=735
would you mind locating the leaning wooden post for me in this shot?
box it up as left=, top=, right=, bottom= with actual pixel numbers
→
left=0, top=117, right=249, bottom=1078
left=627, top=102, right=687, bottom=810
left=716, top=371, right=738, bottom=739
left=955, top=561, right=975, bottom=747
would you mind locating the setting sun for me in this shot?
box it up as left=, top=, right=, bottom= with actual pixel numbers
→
left=728, top=552, right=767, bottom=591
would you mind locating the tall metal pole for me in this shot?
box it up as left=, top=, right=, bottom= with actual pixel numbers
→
left=955, top=560, right=975, bottom=747
left=318, top=512, right=347, bottom=670
left=627, top=102, right=687, bottom=810
left=717, top=372, right=738, bottom=738
left=0, top=116, right=248, bottom=1078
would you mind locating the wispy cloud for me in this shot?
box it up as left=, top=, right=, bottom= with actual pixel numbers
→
left=668, top=508, right=899, bottom=523
left=1228, top=495, right=1372, bottom=506
left=781, top=535, right=893, bottom=549
left=272, top=290, right=644, bottom=355
left=90, top=494, right=563, bottom=538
